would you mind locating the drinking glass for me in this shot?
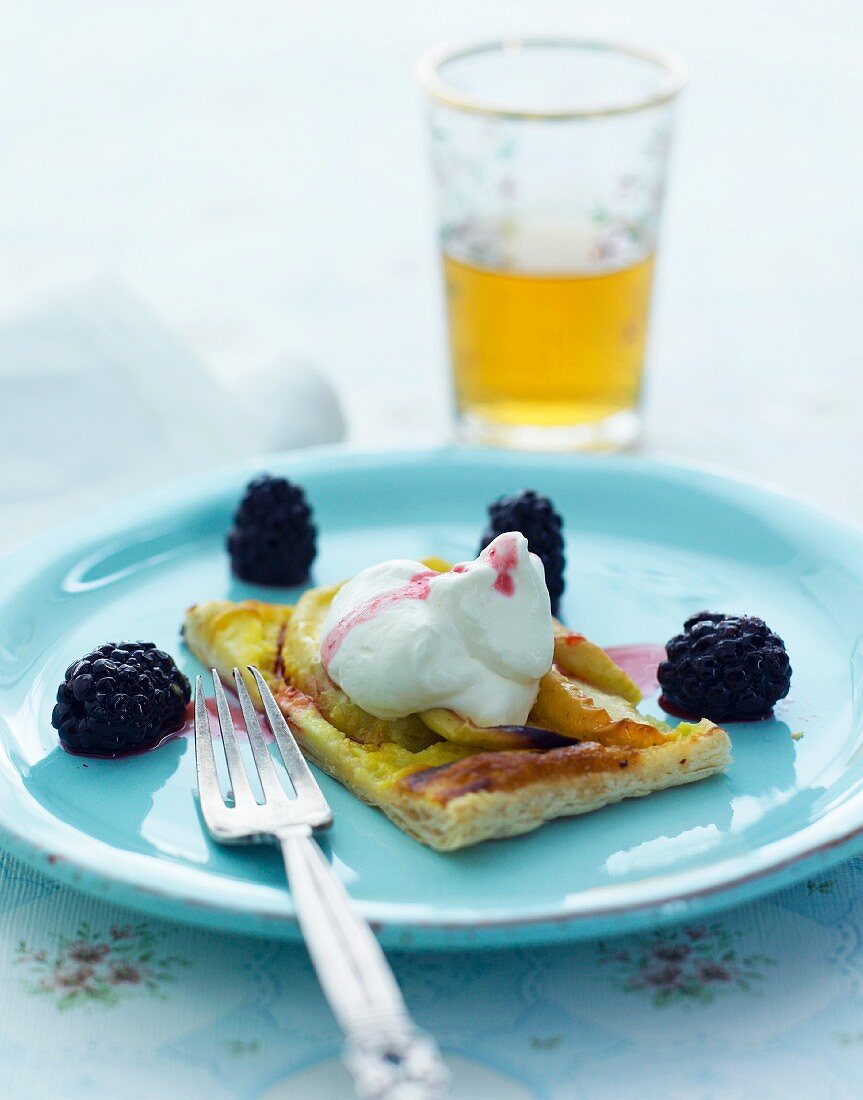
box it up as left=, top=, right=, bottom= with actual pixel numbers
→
left=417, top=38, right=684, bottom=450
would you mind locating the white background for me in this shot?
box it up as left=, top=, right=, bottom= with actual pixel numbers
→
left=1, top=0, right=861, bottom=516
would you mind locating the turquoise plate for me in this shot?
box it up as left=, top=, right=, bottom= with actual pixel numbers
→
left=2, top=447, right=863, bottom=948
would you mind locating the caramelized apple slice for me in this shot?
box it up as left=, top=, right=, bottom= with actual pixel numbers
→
left=420, top=708, right=577, bottom=750
left=552, top=624, right=641, bottom=704
left=530, top=668, right=668, bottom=748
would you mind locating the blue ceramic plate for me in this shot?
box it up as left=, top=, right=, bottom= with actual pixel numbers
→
left=2, top=447, right=863, bottom=948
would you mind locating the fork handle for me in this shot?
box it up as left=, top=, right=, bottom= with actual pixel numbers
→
left=278, top=827, right=450, bottom=1100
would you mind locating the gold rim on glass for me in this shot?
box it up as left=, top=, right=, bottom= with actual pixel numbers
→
left=415, top=36, right=686, bottom=121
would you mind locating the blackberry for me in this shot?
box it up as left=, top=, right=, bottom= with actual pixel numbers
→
left=51, top=642, right=191, bottom=756
left=479, top=490, right=565, bottom=616
left=227, top=474, right=316, bottom=586
left=658, top=611, right=792, bottom=722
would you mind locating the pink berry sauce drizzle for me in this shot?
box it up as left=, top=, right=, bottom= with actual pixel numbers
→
left=320, top=569, right=438, bottom=670
left=603, top=644, right=666, bottom=696
left=320, top=533, right=522, bottom=671
left=485, top=532, right=519, bottom=596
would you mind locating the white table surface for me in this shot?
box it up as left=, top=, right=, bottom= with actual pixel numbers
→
left=0, top=0, right=861, bottom=523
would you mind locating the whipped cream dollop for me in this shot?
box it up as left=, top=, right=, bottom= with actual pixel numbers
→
left=319, top=532, right=554, bottom=727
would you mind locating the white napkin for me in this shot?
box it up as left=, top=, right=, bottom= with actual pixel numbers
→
left=0, top=281, right=345, bottom=547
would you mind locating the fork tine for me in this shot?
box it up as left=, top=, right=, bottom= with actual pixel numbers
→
left=194, top=675, right=226, bottom=823
left=232, top=668, right=289, bottom=805
left=211, top=669, right=256, bottom=808
left=249, top=666, right=330, bottom=809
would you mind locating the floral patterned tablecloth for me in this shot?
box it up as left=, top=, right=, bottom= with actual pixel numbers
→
left=3, top=852, right=863, bottom=1098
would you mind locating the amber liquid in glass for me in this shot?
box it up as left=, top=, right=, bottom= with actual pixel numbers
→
left=444, top=251, right=655, bottom=432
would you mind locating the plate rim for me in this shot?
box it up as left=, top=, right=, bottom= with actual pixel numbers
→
left=3, top=443, right=863, bottom=946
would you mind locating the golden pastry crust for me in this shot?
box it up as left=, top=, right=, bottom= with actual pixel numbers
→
left=182, top=593, right=732, bottom=851
left=274, top=685, right=730, bottom=850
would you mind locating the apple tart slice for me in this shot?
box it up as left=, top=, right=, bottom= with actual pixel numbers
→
left=183, top=567, right=730, bottom=851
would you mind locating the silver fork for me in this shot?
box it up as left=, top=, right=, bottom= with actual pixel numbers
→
left=194, top=665, right=450, bottom=1100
